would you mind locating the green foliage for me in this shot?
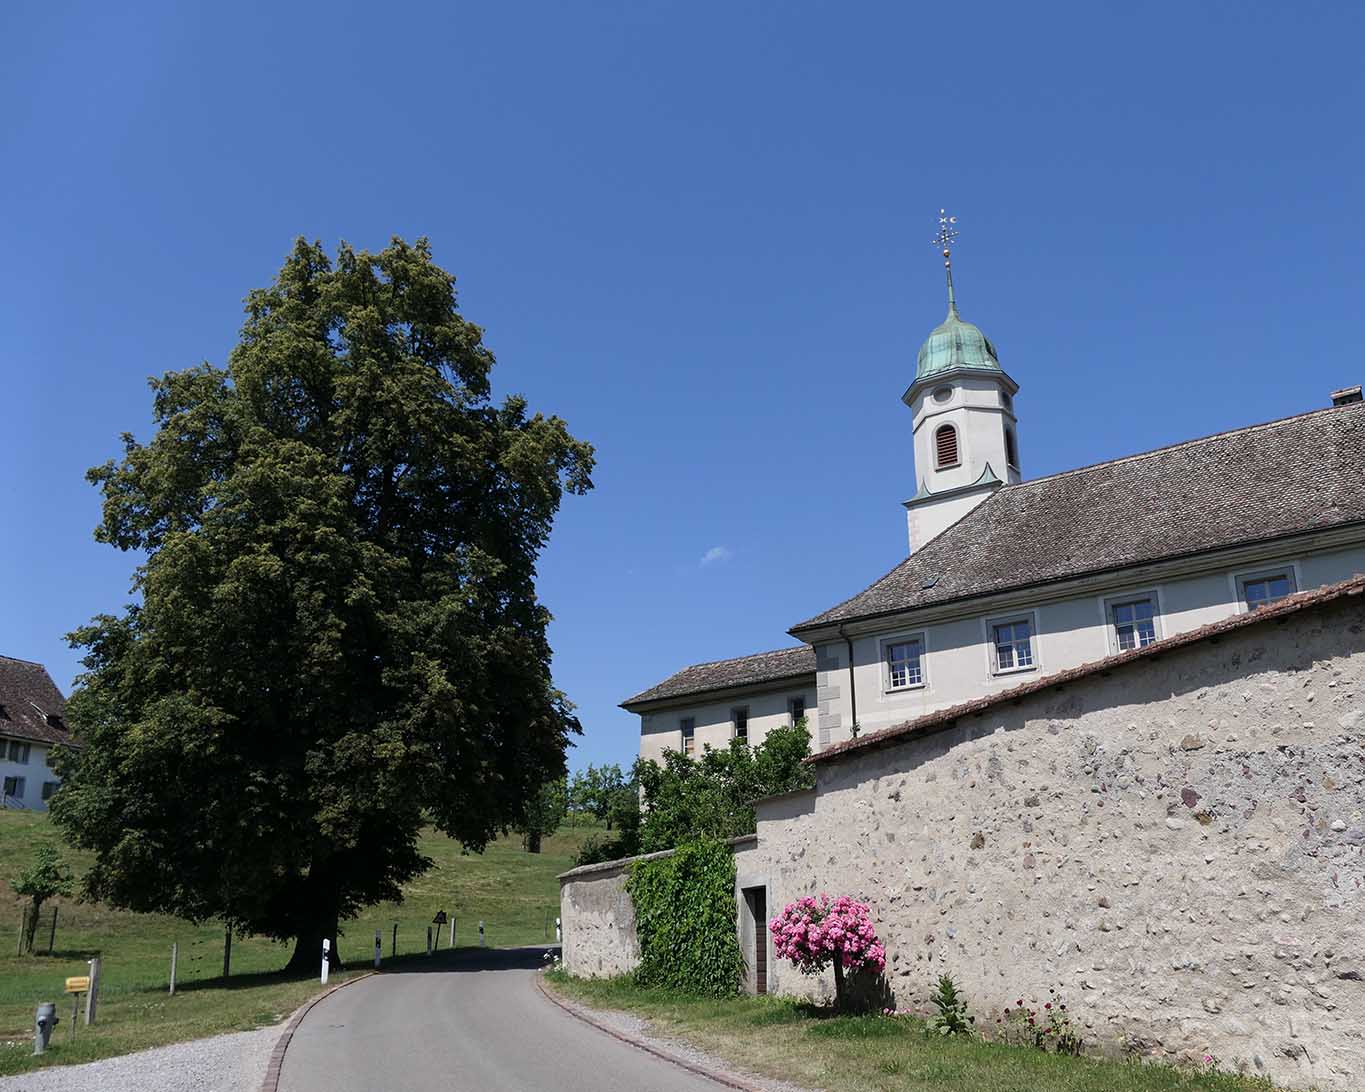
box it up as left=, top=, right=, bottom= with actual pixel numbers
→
left=519, top=777, right=568, bottom=852
left=626, top=838, right=743, bottom=996
left=50, top=236, right=594, bottom=970
left=635, top=720, right=814, bottom=853
left=569, top=763, right=629, bottom=826
left=10, top=846, right=74, bottom=953
left=927, top=974, right=975, bottom=1037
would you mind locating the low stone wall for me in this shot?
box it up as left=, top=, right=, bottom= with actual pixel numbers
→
left=558, top=838, right=757, bottom=979
left=746, top=593, right=1365, bottom=1090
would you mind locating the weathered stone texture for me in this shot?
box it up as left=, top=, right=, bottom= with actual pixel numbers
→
left=559, top=862, right=640, bottom=978
left=746, top=596, right=1365, bottom=1090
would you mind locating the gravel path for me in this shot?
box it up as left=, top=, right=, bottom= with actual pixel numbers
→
left=0, top=1024, right=284, bottom=1092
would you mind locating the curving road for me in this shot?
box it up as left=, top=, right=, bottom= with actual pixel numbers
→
left=277, top=947, right=725, bottom=1092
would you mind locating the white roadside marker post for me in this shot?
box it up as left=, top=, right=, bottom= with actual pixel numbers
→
left=85, top=958, right=100, bottom=1025
left=321, top=938, right=330, bottom=985
left=447, top=917, right=454, bottom=949
left=479, top=920, right=485, bottom=948
left=374, top=930, right=381, bottom=970
left=555, top=917, right=561, bottom=944
left=169, top=943, right=178, bottom=996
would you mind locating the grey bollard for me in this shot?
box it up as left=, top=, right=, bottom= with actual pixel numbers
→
left=33, top=1001, right=58, bottom=1055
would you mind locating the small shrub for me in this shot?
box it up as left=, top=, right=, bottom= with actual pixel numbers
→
left=927, top=974, right=975, bottom=1038
left=997, top=988, right=1083, bottom=1055
left=769, top=893, right=886, bottom=1011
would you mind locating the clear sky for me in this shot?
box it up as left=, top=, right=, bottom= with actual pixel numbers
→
left=3, top=2, right=1363, bottom=773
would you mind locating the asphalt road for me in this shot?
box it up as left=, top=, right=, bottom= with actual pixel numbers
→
left=277, top=947, right=727, bottom=1092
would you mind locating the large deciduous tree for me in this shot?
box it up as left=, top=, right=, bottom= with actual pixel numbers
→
left=51, top=238, right=594, bottom=972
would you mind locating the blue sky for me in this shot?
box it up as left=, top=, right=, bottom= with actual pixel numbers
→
left=3, top=2, right=1362, bottom=773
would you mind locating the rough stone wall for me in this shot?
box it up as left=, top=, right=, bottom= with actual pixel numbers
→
left=558, top=861, right=640, bottom=978
left=747, top=596, right=1365, bottom=1090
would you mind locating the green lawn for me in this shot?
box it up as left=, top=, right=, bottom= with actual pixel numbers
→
left=0, top=809, right=600, bottom=1075
left=543, top=974, right=1282, bottom=1092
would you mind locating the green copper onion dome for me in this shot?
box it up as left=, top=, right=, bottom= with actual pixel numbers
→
left=914, top=265, right=1002, bottom=380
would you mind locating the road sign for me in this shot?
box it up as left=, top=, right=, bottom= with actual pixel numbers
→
left=65, top=977, right=89, bottom=994
left=432, top=910, right=448, bottom=925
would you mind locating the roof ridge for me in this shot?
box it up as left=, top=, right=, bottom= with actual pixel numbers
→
left=0, top=654, right=48, bottom=668
left=1001, top=401, right=1358, bottom=492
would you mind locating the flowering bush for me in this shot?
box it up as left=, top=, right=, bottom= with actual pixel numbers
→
left=770, top=894, right=885, bottom=1009
left=997, top=988, right=1083, bottom=1056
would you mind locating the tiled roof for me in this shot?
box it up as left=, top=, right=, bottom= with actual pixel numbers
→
left=621, top=645, right=815, bottom=709
left=794, top=401, right=1365, bottom=632
left=810, top=573, right=1365, bottom=766
left=0, top=656, right=72, bottom=747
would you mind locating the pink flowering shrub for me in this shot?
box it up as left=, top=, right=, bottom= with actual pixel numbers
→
left=769, top=894, right=886, bottom=991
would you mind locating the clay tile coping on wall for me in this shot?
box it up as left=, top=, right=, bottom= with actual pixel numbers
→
left=808, top=572, right=1365, bottom=768
left=557, top=834, right=758, bottom=882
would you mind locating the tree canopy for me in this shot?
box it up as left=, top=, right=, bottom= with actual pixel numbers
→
left=51, top=237, right=593, bottom=969
left=576, top=721, right=813, bottom=864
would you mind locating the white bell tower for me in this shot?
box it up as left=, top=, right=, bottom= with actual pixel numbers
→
left=902, top=212, right=1021, bottom=551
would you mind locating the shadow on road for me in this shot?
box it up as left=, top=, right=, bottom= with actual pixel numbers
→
left=381, top=944, right=558, bottom=975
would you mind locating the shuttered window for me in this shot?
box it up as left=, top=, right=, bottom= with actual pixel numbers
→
left=934, top=425, right=959, bottom=468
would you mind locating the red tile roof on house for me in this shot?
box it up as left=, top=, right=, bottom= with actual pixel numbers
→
left=0, top=656, right=72, bottom=747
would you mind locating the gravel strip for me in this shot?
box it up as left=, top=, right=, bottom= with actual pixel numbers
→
left=573, top=1003, right=815, bottom=1092
left=0, top=1024, right=285, bottom=1092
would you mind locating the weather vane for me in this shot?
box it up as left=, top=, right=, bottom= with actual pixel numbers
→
left=932, top=209, right=958, bottom=265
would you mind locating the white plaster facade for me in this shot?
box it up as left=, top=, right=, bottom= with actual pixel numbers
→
left=637, top=681, right=817, bottom=766
left=805, top=537, right=1365, bottom=748
left=1, top=737, right=60, bottom=811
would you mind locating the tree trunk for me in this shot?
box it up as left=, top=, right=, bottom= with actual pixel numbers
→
left=832, top=958, right=846, bottom=1012
left=284, top=915, right=344, bottom=976
left=23, top=899, right=42, bottom=954
left=524, top=830, right=542, bottom=853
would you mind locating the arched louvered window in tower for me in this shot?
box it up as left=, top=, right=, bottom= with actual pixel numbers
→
left=934, top=424, right=960, bottom=469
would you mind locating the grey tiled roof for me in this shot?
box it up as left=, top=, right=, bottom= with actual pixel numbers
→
left=794, top=401, right=1365, bottom=632
left=621, top=645, right=815, bottom=709
left=0, top=656, right=72, bottom=747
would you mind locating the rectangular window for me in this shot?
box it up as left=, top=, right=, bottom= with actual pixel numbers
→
left=885, top=638, right=924, bottom=689
left=3, top=776, right=23, bottom=800
left=787, top=696, right=806, bottom=726
left=42, top=781, right=59, bottom=802
left=731, top=707, right=749, bottom=743
left=6, top=740, right=31, bottom=764
left=680, top=717, right=696, bottom=757
left=1241, top=571, right=1296, bottom=610
left=1111, top=597, right=1158, bottom=651
left=993, top=620, right=1035, bottom=672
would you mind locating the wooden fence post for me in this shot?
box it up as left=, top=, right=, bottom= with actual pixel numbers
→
left=47, top=905, right=58, bottom=954
left=16, top=907, right=26, bottom=956
left=391, top=922, right=397, bottom=959
left=223, top=926, right=232, bottom=979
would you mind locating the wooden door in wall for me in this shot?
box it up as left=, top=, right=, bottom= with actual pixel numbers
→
left=752, top=887, right=767, bottom=995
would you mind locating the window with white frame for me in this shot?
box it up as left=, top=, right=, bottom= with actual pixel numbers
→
left=787, top=696, right=806, bottom=725
left=1240, top=571, right=1296, bottom=610
left=2, top=776, right=23, bottom=800
left=680, top=717, right=696, bottom=756
left=884, top=637, right=924, bottom=690
left=6, top=740, right=31, bottom=764
left=1110, top=596, right=1158, bottom=651
left=992, top=619, right=1035, bottom=672
left=731, top=707, right=749, bottom=743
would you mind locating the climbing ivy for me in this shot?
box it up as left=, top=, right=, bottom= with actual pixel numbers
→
left=626, top=838, right=744, bottom=996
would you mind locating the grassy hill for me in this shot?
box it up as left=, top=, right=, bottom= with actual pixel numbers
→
left=0, top=808, right=603, bottom=1075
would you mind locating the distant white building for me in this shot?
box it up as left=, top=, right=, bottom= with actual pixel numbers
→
left=0, top=656, right=73, bottom=811
left=624, top=234, right=1365, bottom=764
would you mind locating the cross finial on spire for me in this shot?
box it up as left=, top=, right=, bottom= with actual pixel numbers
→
left=932, top=209, right=959, bottom=316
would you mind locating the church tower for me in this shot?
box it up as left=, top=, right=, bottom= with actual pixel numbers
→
left=902, top=212, right=1020, bottom=551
